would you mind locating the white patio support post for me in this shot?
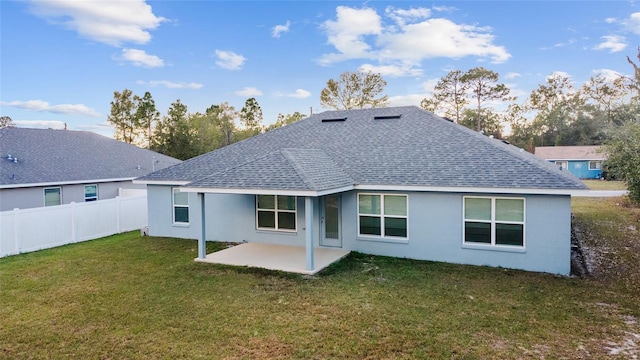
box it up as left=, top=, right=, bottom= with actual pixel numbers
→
left=305, top=196, right=315, bottom=271
left=198, top=193, right=206, bottom=260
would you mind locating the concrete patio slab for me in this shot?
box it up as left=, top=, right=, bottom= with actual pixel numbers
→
left=194, top=242, right=351, bottom=275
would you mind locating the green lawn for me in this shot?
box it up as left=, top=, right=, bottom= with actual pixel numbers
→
left=1, top=199, right=638, bottom=359
left=582, top=179, right=627, bottom=190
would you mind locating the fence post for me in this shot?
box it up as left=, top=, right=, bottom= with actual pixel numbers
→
left=116, top=196, right=121, bottom=234
left=13, top=208, right=20, bottom=255
left=70, top=202, right=76, bottom=243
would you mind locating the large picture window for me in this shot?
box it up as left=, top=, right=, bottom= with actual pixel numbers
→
left=256, top=195, right=296, bottom=231
left=172, top=188, right=189, bottom=224
left=44, top=187, right=61, bottom=207
left=84, top=184, right=98, bottom=202
left=358, top=193, right=407, bottom=239
left=464, top=197, right=525, bottom=247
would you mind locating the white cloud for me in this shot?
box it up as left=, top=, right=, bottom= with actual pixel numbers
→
left=591, top=68, right=624, bottom=81
left=504, top=72, right=522, bottom=80
left=377, top=18, right=511, bottom=63
left=623, top=12, right=640, bottom=34
left=137, top=80, right=203, bottom=89
left=234, top=87, right=263, bottom=97
left=27, top=0, right=165, bottom=46
left=214, top=50, right=247, bottom=70
left=288, top=89, right=311, bottom=98
left=420, top=78, right=440, bottom=94
left=318, top=5, right=510, bottom=68
left=120, top=48, right=164, bottom=68
left=318, top=6, right=382, bottom=64
left=387, top=79, right=439, bottom=107
left=1, top=100, right=101, bottom=117
left=13, top=120, right=67, bottom=129
left=385, top=6, right=431, bottom=26
left=359, top=63, right=423, bottom=77
left=593, top=35, right=627, bottom=52
left=272, top=21, right=290, bottom=38
left=274, top=89, right=312, bottom=98
left=388, top=94, right=425, bottom=107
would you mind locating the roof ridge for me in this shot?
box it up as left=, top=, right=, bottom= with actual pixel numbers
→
left=281, top=148, right=325, bottom=190
left=189, top=149, right=308, bottom=188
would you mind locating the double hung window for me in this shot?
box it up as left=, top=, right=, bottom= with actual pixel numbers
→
left=44, top=187, right=61, bottom=207
left=84, top=185, right=98, bottom=202
left=256, top=195, right=296, bottom=231
left=464, top=197, right=525, bottom=247
left=172, top=188, right=189, bottom=224
left=358, top=194, right=407, bottom=239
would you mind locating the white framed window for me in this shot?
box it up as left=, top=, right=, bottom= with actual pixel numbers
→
left=589, top=161, right=602, bottom=170
left=84, top=184, right=98, bottom=202
left=358, top=193, right=408, bottom=239
left=44, top=187, right=62, bottom=207
left=555, top=161, right=568, bottom=170
left=172, top=188, right=189, bottom=224
left=256, top=195, right=297, bottom=231
left=463, top=196, right=525, bottom=247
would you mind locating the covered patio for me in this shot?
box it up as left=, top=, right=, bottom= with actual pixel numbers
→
left=194, top=242, right=351, bottom=275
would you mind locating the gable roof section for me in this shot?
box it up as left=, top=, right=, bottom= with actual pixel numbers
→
left=139, top=106, right=587, bottom=194
left=534, top=145, right=605, bottom=161
left=0, top=127, right=181, bottom=188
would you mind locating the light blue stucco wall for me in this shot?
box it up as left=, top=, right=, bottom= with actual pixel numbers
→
left=549, top=160, right=602, bottom=179
left=146, top=185, right=572, bottom=275
left=146, top=186, right=320, bottom=245
left=340, top=191, right=571, bottom=275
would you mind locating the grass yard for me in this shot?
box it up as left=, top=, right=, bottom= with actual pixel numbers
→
left=582, top=179, right=627, bottom=191
left=1, top=198, right=639, bottom=359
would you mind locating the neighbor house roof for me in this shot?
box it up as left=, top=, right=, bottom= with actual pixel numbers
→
left=534, top=145, right=606, bottom=161
left=137, top=106, right=586, bottom=195
left=0, top=127, right=181, bottom=188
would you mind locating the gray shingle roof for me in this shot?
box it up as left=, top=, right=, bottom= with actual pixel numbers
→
left=0, top=127, right=181, bottom=187
left=139, top=106, right=587, bottom=192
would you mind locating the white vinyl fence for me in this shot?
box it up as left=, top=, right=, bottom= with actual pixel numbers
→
left=0, top=195, right=147, bottom=258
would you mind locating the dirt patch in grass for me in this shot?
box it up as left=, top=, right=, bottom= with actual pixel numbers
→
left=572, top=197, right=640, bottom=300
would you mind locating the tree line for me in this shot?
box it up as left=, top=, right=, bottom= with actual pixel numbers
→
left=107, top=92, right=305, bottom=160
left=105, top=48, right=639, bottom=202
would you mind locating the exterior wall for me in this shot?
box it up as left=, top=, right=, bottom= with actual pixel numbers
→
left=340, top=191, right=571, bottom=275
left=548, top=159, right=602, bottom=179
left=0, top=180, right=140, bottom=211
left=146, top=186, right=571, bottom=275
left=146, top=185, right=320, bottom=245
left=147, top=185, right=202, bottom=240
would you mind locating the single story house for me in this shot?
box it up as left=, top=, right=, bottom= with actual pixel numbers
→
left=136, top=106, right=586, bottom=275
left=0, top=127, right=181, bottom=211
left=534, top=145, right=605, bottom=179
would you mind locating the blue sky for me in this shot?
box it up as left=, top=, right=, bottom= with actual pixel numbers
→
left=1, top=1, right=639, bottom=138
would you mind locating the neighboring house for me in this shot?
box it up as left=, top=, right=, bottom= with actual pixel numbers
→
left=136, top=106, right=586, bottom=275
left=0, top=127, right=181, bottom=211
left=534, top=145, right=605, bottom=179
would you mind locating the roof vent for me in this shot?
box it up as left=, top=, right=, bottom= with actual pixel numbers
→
left=321, top=117, right=347, bottom=122
left=374, top=114, right=402, bottom=120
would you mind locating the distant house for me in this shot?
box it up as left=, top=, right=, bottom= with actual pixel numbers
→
left=534, top=146, right=605, bottom=179
left=136, top=106, right=586, bottom=275
left=0, top=127, right=181, bottom=211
